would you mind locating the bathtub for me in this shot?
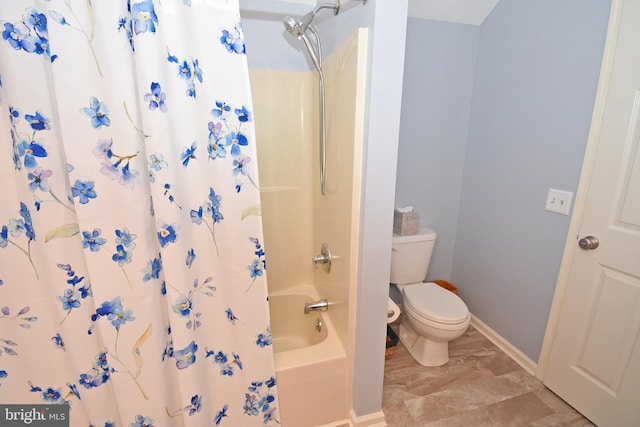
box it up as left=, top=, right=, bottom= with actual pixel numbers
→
left=269, top=285, right=347, bottom=426
left=250, top=27, right=368, bottom=427
left=269, top=291, right=328, bottom=354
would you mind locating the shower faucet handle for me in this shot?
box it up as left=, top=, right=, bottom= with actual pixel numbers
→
left=312, top=243, right=332, bottom=273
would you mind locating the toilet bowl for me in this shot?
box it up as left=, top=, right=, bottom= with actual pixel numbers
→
left=396, top=281, right=470, bottom=366
left=390, top=228, right=470, bottom=366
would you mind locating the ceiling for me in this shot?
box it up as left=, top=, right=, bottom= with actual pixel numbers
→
left=408, top=0, right=499, bottom=26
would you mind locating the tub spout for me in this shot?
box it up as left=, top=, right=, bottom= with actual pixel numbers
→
left=304, top=299, right=328, bottom=314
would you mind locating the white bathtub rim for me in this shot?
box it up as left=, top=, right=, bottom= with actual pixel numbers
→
left=268, top=283, right=321, bottom=299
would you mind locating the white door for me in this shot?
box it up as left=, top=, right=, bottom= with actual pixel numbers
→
left=542, top=1, right=640, bottom=426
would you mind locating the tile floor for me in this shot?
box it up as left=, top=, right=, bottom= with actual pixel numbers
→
left=382, top=325, right=595, bottom=426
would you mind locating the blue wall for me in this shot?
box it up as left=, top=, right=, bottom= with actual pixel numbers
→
left=397, top=0, right=610, bottom=362
left=396, top=19, right=479, bottom=282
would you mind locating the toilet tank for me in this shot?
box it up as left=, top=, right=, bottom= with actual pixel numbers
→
left=390, top=227, right=437, bottom=285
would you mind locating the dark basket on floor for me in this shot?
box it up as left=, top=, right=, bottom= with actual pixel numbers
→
left=385, top=325, right=399, bottom=359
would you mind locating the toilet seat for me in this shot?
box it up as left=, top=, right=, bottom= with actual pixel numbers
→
left=403, top=282, right=469, bottom=325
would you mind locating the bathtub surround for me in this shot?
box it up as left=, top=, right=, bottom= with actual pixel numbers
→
left=250, top=28, right=368, bottom=426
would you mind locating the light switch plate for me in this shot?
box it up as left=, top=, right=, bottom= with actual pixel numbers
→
left=545, top=188, right=573, bottom=215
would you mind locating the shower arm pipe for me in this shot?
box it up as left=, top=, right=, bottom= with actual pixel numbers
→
left=302, top=2, right=341, bottom=32
left=308, top=25, right=326, bottom=195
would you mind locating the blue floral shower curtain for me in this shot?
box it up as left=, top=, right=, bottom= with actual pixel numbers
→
left=0, top=1, right=279, bottom=425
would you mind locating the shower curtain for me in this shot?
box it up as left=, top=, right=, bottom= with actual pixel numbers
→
left=0, top=1, right=279, bottom=425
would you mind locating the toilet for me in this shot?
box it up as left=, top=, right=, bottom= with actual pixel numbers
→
left=390, top=228, right=470, bottom=366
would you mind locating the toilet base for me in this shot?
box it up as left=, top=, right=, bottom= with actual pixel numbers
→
left=399, top=318, right=449, bottom=367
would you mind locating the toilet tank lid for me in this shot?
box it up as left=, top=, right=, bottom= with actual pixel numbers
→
left=392, top=227, right=437, bottom=243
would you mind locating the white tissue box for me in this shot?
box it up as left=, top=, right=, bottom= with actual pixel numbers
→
left=393, top=210, right=419, bottom=236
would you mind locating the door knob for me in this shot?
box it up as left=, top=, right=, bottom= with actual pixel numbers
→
left=578, top=236, right=599, bottom=250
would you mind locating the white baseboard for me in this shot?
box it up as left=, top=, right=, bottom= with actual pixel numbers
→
left=470, top=314, right=537, bottom=376
left=347, top=409, right=387, bottom=427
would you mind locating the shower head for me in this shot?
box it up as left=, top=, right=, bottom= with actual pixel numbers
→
left=283, top=2, right=339, bottom=37
left=283, top=3, right=338, bottom=72
left=283, top=17, right=322, bottom=72
left=283, top=16, right=304, bottom=38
